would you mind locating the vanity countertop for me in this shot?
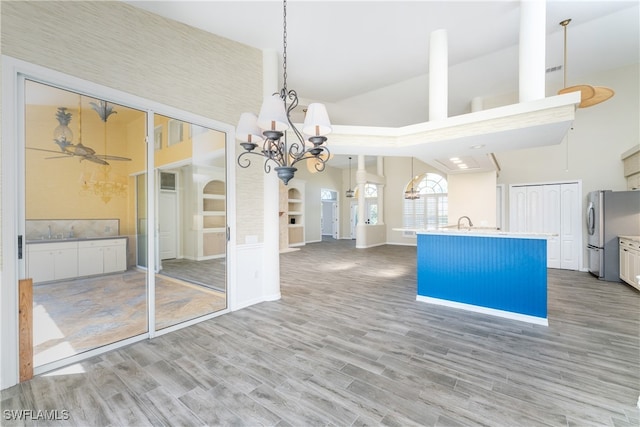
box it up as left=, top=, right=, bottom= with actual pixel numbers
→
left=26, top=236, right=127, bottom=244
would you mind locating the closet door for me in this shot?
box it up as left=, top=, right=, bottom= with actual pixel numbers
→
left=526, top=186, right=545, bottom=233
left=544, top=185, right=561, bottom=269
left=560, top=183, right=580, bottom=270
left=509, top=186, right=528, bottom=232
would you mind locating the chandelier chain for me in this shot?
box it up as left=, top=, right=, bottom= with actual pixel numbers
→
left=282, top=0, right=288, bottom=93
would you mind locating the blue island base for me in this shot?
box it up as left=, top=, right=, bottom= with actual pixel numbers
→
left=417, top=233, right=548, bottom=326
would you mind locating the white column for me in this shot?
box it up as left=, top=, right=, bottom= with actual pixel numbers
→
left=429, top=29, right=448, bottom=121
left=519, top=0, right=546, bottom=102
left=376, top=156, right=385, bottom=225
left=471, top=96, right=484, bottom=113
left=262, top=49, right=281, bottom=301
left=356, top=155, right=367, bottom=247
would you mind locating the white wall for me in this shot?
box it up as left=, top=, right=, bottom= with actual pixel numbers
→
left=448, top=171, right=497, bottom=228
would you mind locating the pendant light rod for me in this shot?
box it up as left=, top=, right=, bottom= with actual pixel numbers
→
left=345, top=156, right=354, bottom=198
left=560, top=18, right=571, bottom=89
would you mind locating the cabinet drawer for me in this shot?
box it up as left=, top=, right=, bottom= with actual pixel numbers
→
left=27, top=241, right=77, bottom=252
left=620, top=239, right=640, bottom=251
left=78, top=238, right=126, bottom=249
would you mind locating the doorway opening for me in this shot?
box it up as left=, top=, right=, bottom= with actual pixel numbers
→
left=320, top=189, right=338, bottom=240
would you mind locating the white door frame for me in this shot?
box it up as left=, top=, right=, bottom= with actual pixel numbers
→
left=0, top=56, right=236, bottom=389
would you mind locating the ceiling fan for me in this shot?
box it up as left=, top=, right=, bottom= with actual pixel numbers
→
left=27, top=101, right=132, bottom=165
left=557, top=18, right=614, bottom=108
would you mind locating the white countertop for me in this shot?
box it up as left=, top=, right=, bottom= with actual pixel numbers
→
left=619, top=235, right=640, bottom=243
left=26, top=236, right=127, bottom=244
left=394, top=228, right=556, bottom=240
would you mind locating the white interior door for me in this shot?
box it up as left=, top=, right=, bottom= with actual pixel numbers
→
left=332, top=201, right=339, bottom=239
left=544, top=185, right=561, bottom=269
left=159, top=191, right=178, bottom=260
left=321, top=201, right=333, bottom=236
left=560, top=183, right=580, bottom=270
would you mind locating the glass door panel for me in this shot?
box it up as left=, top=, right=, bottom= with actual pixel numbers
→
left=24, top=80, right=148, bottom=367
left=153, top=115, right=227, bottom=330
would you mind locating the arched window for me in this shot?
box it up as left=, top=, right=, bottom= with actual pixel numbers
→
left=403, top=173, right=448, bottom=229
left=320, top=189, right=335, bottom=200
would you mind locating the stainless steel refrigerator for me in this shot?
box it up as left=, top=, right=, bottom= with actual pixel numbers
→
left=586, top=190, right=640, bottom=281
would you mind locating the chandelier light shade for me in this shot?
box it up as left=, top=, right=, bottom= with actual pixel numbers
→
left=236, top=113, right=264, bottom=145
left=302, top=103, right=332, bottom=137
left=236, top=0, right=332, bottom=185
left=257, top=95, right=289, bottom=132
left=346, top=156, right=354, bottom=198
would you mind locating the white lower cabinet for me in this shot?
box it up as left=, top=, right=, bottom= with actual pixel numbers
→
left=28, top=238, right=127, bottom=283
left=27, top=241, right=78, bottom=283
left=619, top=238, right=640, bottom=290
left=78, top=239, right=127, bottom=276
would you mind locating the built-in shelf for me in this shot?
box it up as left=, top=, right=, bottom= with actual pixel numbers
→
left=201, top=179, right=226, bottom=259
left=287, top=183, right=305, bottom=247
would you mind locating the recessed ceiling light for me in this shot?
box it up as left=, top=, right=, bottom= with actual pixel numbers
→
left=450, top=157, right=460, bottom=161
left=458, top=164, right=468, bottom=169
left=451, top=158, right=462, bottom=163
left=470, top=144, right=485, bottom=149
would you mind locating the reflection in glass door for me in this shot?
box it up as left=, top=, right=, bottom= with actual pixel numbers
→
left=24, top=80, right=148, bottom=368
left=153, top=115, right=227, bottom=330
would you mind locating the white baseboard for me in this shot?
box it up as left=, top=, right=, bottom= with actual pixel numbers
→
left=416, top=295, right=548, bottom=326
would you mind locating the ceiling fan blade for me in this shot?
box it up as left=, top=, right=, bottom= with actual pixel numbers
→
left=44, top=155, right=75, bottom=160
left=26, top=147, right=71, bottom=155
left=94, top=154, right=132, bottom=161
left=84, top=156, right=110, bottom=165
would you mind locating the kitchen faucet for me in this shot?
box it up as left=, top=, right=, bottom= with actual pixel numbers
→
left=47, top=225, right=52, bottom=239
left=457, top=216, right=473, bottom=230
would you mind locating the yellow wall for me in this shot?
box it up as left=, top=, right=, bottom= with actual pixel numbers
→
left=25, top=103, right=133, bottom=219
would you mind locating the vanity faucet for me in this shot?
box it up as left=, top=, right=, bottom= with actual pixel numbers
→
left=457, top=216, right=473, bottom=230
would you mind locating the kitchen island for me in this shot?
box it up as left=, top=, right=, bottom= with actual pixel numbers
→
left=415, top=229, right=551, bottom=325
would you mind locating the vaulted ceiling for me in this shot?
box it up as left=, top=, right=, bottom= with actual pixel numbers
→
left=126, top=1, right=639, bottom=172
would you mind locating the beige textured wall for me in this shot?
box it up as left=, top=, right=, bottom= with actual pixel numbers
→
left=1, top=0, right=264, bottom=246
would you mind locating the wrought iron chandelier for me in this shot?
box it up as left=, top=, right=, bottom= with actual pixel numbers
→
left=236, top=0, right=332, bottom=185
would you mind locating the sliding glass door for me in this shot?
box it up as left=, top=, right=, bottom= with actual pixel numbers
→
left=153, top=115, right=227, bottom=330
left=22, top=78, right=228, bottom=372
left=25, top=80, right=149, bottom=367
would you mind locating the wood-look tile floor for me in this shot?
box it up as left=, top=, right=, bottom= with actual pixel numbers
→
left=33, top=270, right=226, bottom=367
left=2, top=238, right=639, bottom=426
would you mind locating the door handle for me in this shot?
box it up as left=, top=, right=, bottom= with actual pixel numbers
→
left=18, top=235, right=23, bottom=260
